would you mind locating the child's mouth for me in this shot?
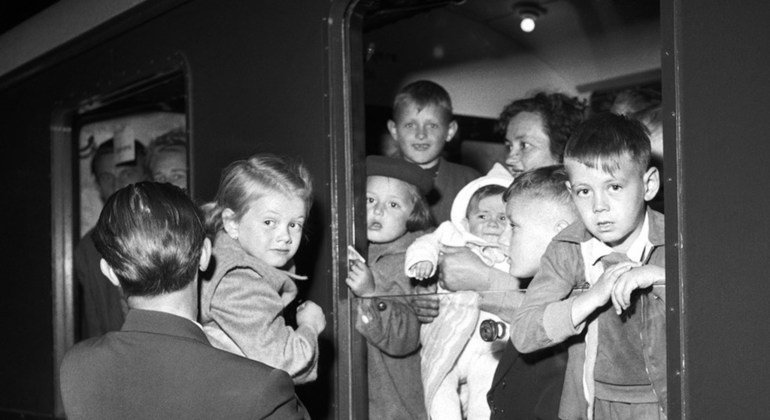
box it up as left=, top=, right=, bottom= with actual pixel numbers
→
left=412, top=143, right=431, bottom=151
left=596, top=221, right=613, bottom=231
left=368, top=222, right=382, bottom=230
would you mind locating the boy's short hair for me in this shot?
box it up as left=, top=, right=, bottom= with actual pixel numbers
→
left=466, top=184, right=507, bottom=218
left=91, top=138, right=147, bottom=175
left=93, top=182, right=206, bottom=297
left=497, top=92, right=586, bottom=162
left=392, top=80, right=453, bottom=123
left=564, top=112, right=651, bottom=174
left=504, top=164, right=572, bottom=207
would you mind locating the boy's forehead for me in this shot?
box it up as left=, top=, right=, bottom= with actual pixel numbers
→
left=396, top=102, right=449, bottom=121
left=564, top=154, right=643, bottom=180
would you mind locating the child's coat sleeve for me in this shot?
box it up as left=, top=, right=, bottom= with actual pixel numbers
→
left=354, top=297, right=421, bottom=357
left=511, top=240, right=585, bottom=353
left=207, top=268, right=319, bottom=384
left=404, top=221, right=463, bottom=278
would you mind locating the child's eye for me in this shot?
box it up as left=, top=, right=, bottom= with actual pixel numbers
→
left=366, top=196, right=375, bottom=204
left=498, top=215, right=508, bottom=222
left=404, top=122, right=415, bottom=129
left=575, top=188, right=590, bottom=197
left=289, top=222, right=303, bottom=230
left=263, top=219, right=275, bottom=226
left=389, top=201, right=400, bottom=209
left=427, top=123, right=438, bottom=129
left=610, top=184, right=622, bottom=191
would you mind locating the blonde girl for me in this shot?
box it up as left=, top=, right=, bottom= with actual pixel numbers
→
left=200, top=154, right=325, bottom=384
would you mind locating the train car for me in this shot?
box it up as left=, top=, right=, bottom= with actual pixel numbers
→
left=0, top=0, right=768, bottom=418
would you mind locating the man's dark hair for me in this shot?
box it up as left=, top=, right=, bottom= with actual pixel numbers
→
left=90, top=138, right=147, bottom=175
left=92, top=182, right=206, bottom=297
left=564, top=112, right=651, bottom=175
left=497, top=92, right=586, bottom=162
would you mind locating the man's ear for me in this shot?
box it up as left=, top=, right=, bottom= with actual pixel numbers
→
left=445, top=120, right=458, bottom=143
left=387, top=120, right=398, bottom=141
left=221, top=208, right=240, bottom=240
left=99, top=259, right=121, bottom=287
left=199, top=237, right=212, bottom=271
left=642, top=166, right=660, bottom=201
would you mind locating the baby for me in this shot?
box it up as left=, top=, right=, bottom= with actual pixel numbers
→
left=405, top=163, right=514, bottom=420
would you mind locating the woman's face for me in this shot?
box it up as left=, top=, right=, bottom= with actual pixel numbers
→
left=503, top=111, right=560, bottom=177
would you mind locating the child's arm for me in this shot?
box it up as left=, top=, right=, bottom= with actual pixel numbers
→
left=208, top=268, right=321, bottom=384
left=346, top=260, right=376, bottom=297
left=355, top=297, right=421, bottom=356
left=510, top=241, right=584, bottom=353
left=610, top=264, right=665, bottom=313
left=404, top=223, right=454, bottom=279
left=569, top=261, right=640, bottom=323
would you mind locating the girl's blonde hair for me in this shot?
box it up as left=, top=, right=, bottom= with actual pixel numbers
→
left=203, top=153, right=313, bottom=235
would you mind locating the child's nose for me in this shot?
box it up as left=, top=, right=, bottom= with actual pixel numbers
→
left=276, top=225, right=292, bottom=242
left=371, top=202, right=384, bottom=215
left=593, top=191, right=609, bottom=212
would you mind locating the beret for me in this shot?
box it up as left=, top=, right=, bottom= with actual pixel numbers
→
left=366, top=155, right=433, bottom=196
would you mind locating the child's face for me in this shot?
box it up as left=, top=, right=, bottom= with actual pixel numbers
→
left=366, top=176, right=416, bottom=244
left=228, top=193, right=306, bottom=268
left=387, top=103, right=457, bottom=168
left=504, top=111, right=560, bottom=177
left=565, top=154, right=659, bottom=252
left=467, top=194, right=509, bottom=244
left=150, top=148, right=188, bottom=191
left=506, top=195, right=564, bottom=279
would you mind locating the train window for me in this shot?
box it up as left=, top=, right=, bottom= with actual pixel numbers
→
left=347, top=0, right=662, bottom=417
left=72, top=71, right=187, bottom=342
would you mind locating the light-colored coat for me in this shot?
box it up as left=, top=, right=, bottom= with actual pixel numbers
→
left=199, top=232, right=320, bottom=384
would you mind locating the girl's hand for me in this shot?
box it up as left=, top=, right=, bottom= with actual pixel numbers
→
left=409, top=261, right=434, bottom=280
left=345, top=260, right=375, bottom=297
left=611, top=264, right=664, bottom=314
left=296, top=300, right=326, bottom=334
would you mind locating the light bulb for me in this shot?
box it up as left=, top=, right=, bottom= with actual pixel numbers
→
left=520, top=16, right=536, bottom=32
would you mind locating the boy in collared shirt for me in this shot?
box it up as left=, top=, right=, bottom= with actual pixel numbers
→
left=511, top=113, right=666, bottom=420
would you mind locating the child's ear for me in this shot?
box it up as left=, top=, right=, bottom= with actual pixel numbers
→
left=99, top=259, right=121, bottom=287
left=554, top=219, right=571, bottom=234
left=445, top=120, right=458, bottom=143
left=642, top=166, right=660, bottom=201
left=199, top=237, right=212, bottom=271
left=387, top=120, right=398, bottom=140
left=221, top=208, right=240, bottom=240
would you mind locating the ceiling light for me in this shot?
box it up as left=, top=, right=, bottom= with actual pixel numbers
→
left=512, top=2, right=547, bottom=33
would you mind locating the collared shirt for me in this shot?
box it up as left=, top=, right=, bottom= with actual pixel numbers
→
left=578, top=213, right=652, bottom=420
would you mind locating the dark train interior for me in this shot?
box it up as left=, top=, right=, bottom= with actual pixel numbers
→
left=0, top=0, right=769, bottom=419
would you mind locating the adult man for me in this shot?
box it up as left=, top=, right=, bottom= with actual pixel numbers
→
left=60, top=182, right=308, bottom=419
left=74, top=139, right=148, bottom=338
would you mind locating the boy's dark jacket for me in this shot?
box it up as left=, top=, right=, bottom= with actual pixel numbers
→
left=511, top=208, right=666, bottom=419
